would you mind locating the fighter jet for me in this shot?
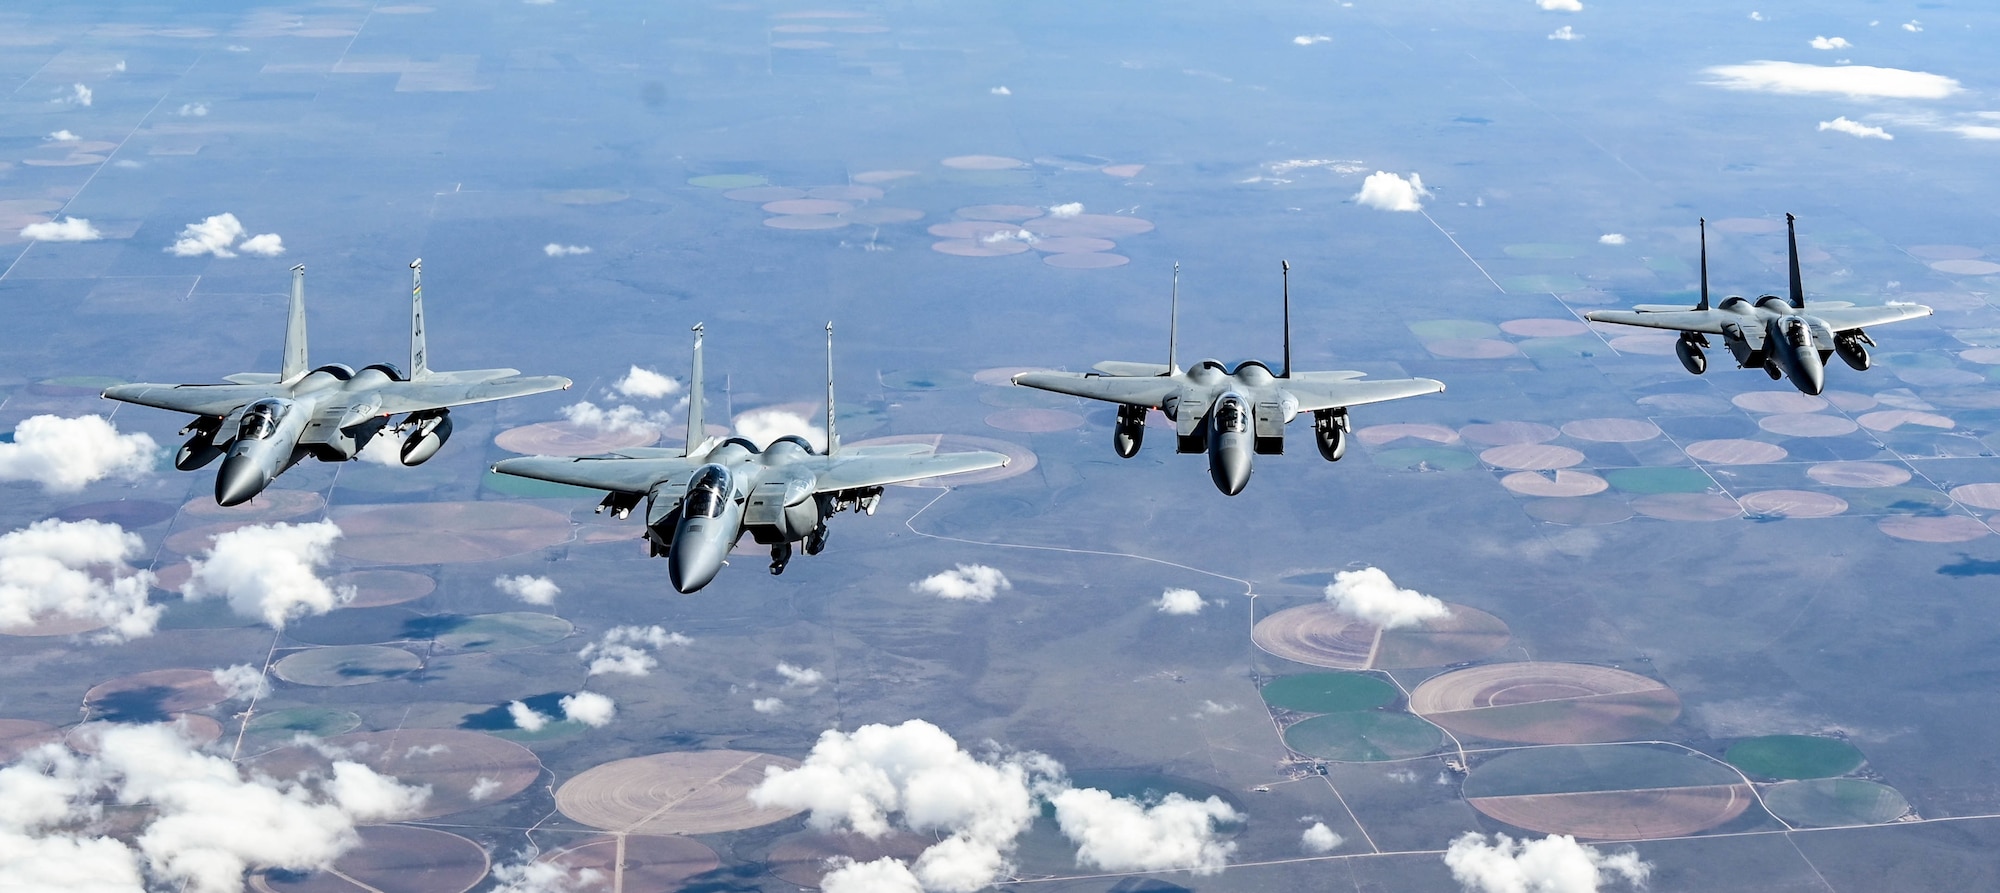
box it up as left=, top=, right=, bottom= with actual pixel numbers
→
left=490, top=323, right=1008, bottom=593
left=103, top=261, right=571, bottom=506
left=1584, top=215, right=1932, bottom=396
left=1011, top=263, right=1446, bottom=496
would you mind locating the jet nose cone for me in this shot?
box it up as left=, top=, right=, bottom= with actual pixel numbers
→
left=214, top=458, right=270, bottom=507
left=667, top=525, right=728, bottom=593
left=1209, top=441, right=1253, bottom=496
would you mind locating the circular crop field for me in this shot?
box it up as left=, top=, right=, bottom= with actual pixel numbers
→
left=331, top=570, right=437, bottom=609
left=1357, top=423, right=1461, bottom=446
left=255, top=729, right=541, bottom=820
left=1762, top=779, right=1909, bottom=828
left=251, top=824, right=489, bottom=893
left=1260, top=672, right=1398, bottom=713
left=1252, top=602, right=1510, bottom=670
left=1684, top=439, right=1788, bottom=465
left=1724, top=735, right=1864, bottom=780
left=430, top=613, right=572, bottom=653
left=184, top=489, right=324, bottom=522
left=1501, top=470, right=1608, bottom=497
left=557, top=750, right=803, bottom=834
left=1464, top=744, right=1751, bottom=840
left=540, top=834, right=721, bottom=891
left=1410, top=662, right=1681, bottom=745
left=85, top=668, right=227, bottom=722
left=1283, top=711, right=1443, bottom=762
left=273, top=645, right=422, bottom=686
left=333, top=502, right=573, bottom=564
left=245, top=707, right=363, bottom=739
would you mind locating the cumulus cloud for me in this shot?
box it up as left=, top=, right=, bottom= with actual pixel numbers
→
left=912, top=564, right=1011, bottom=602
left=1444, top=832, right=1650, bottom=893
left=178, top=102, right=208, bottom=116
left=488, top=857, right=603, bottom=893
left=212, top=664, right=270, bottom=701
left=543, top=243, right=592, bottom=257
left=0, top=518, right=160, bottom=641
left=1704, top=61, right=1961, bottom=99
left=181, top=521, right=354, bottom=629
left=508, top=701, right=549, bottom=732
left=578, top=624, right=690, bottom=676
left=1353, top=171, right=1430, bottom=211
left=752, top=696, right=785, bottom=714
left=989, top=86, right=1011, bottom=95
left=823, top=857, right=925, bottom=893
left=0, top=414, right=157, bottom=491
left=1902, top=20, right=1921, bottom=33
left=751, top=720, right=1240, bottom=892
left=1819, top=116, right=1893, bottom=139
left=980, top=228, right=1036, bottom=245
left=777, top=662, right=824, bottom=688
left=1156, top=588, right=1206, bottom=615
left=20, top=217, right=103, bottom=242
left=1046, top=202, right=1084, bottom=218
left=1536, top=0, right=1582, bottom=9
left=1325, top=567, right=1449, bottom=630
left=48, top=129, right=79, bottom=142
left=468, top=777, right=502, bottom=801
left=1810, top=36, right=1851, bottom=50
left=494, top=574, right=560, bottom=606
left=1748, top=11, right=1763, bottom=21
left=1598, top=233, right=1626, bottom=245
left=1548, top=26, right=1580, bottom=40
left=1302, top=821, right=1343, bottom=854
left=166, top=213, right=285, bottom=259
left=1292, top=35, right=1330, bottom=46
left=66, top=83, right=92, bottom=106
left=612, top=366, right=680, bottom=399
left=0, top=723, right=427, bottom=893
left=558, top=400, right=672, bottom=436
left=559, top=692, right=614, bottom=727
left=735, top=407, right=826, bottom=450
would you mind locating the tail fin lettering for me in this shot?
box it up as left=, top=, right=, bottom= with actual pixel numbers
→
left=409, top=258, right=429, bottom=378
left=1697, top=218, right=1710, bottom=311
left=1280, top=260, right=1292, bottom=379
left=1785, top=212, right=1805, bottom=310
left=1167, top=262, right=1180, bottom=375
left=282, top=264, right=308, bottom=381
left=683, top=323, right=705, bottom=456
left=825, top=321, right=839, bottom=456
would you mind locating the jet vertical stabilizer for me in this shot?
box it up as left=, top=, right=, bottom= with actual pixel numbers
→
left=1697, top=218, right=1711, bottom=311
left=1785, top=212, right=1806, bottom=309
left=283, top=264, right=308, bottom=382
left=1167, top=262, right=1180, bottom=375
left=409, top=258, right=429, bottom=378
left=684, top=323, right=705, bottom=456
left=1280, top=260, right=1292, bottom=378
left=824, top=321, right=839, bottom=456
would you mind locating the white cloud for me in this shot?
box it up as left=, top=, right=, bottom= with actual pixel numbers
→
left=508, top=701, right=549, bottom=732
left=1903, top=21, right=1921, bottom=33
left=212, top=664, right=270, bottom=701
left=559, top=691, right=615, bottom=727
left=735, top=407, right=826, bottom=450
left=178, top=102, right=208, bottom=116
left=1703, top=61, right=1961, bottom=99
left=166, top=213, right=245, bottom=257
left=558, top=400, right=672, bottom=436
left=1748, top=11, right=1763, bottom=22
left=612, top=366, right=680, bottom=399
left=20, top=217, right=103, bottom=242
left=980, top=227, right=1036, bottom=245
left=1536, top=0, right=1582, bottom=10
left=468, top=777, right=502, bottom=801
left=822, top=857, right=925, bottom=893
left=1353, top=171, right=1430, bottom=212
left=578, top=624, right=690, bottom=676
left=1810, top=36, right=1851, bottom=50
left=488, top=857, right=603, bottom=893
left=1046, top=202, right=1084, bottom=218
left=1302, top=821, right=1343, bottom=854
left=1292, top=35, right=1330, bottom=46
left=1156, top=588, right=1206, bottom=615
left=1819, top=116, right=1893, bottom=139
left=752, top=696, right=786, bottom=714
left=47, top=129, right=79, bottom=142
left=0, top=723, right=426, bottom=893
left=1598, top=233, right=1626, bottom=245
left=494, top=574, right=560, bottom=606
left=0, top=414, right=157, bottom=490
left=989, top=86, right=1011, bottom=95
left=238, top=232, right=285, bottom=257
left=912, top=564, right=1011, bottom=602
left=1049, top=787, right=1239, bottom=876
left=114, top=159, right=141, bottom=169
left=1547, top=26, right=1580, bottom=40
left=181, top=521, right=354, bottom=629
left=0, top=518, right=159, bottom=642
left=543, top=243, right=592, bottom=257
left=65, top=83, right=92, bottom=106
left=1325, top=567, right=1449, bottom=630
left=777, top=662, right=824, bottom=688
left=1444, top=832, right=1651, bottom=893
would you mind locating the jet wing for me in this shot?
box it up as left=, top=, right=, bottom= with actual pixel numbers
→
left=1011, top=370, right=1180, bottom=407
left=373, top=372, right=572, bottom=415
left=101, top=383, right=276, bottom=417
left=1808, top=303, right=1933, bottom=331
left=1282, top=377, right=1445, bottom=413
left=810, top=450, right=1008, bottom=493
left=491, top=454, right=700, bottom=494
left=1583, top=309, right=1727, bottom=334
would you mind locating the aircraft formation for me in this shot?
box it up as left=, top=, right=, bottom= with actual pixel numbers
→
left=100, top=214, right=1935, bottom=591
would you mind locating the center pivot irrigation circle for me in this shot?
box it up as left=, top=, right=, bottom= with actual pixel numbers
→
left=556, top=750, right=805, bottom=834
left=1252, top=601, right=1510, bottom=670
left=1409, top=661, right=1681, bottom=744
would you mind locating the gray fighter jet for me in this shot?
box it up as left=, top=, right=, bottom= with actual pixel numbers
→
left=1011, top=263, right=1445, bottom=495
left=1584, top=215, right=1932, bottom=396
left=491, top=323, right=1008, bottom=593
left=103, top=261, right=571, bottom=506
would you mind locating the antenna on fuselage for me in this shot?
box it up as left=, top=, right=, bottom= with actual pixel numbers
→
left=684, top=323, right=704, bottom=457
left=1785, top=212, right=1805, bottom=310
left=282, top=264, right=308, bottom=382
left=825, top=321, right=839, bottom=456
left=1696, top=219, right=1710, bottom=312
left=1164, top=263, right=1180, bottom=375
left=1280, top=260, right=1292, bottom=379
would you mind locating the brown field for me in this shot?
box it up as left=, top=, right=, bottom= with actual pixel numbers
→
left=85, top=667, right=228, bottom=720
left=556, top=749, right=803, bottom=835
left=332, top=502, right=573, bottom=564
left=1252, top=602, right=1510, bottom=670
left=254, top=729, right=541, bottom=820
left=184, top=489, right=324, bottom=522
left=1469, top=783, right=1753, bottom=840
left=331, top=569, right=437, bottom=608
left=250, top=824, right=489, bottom=893
left=0, top=718, right=60, bottom=760
left=493, top=421, right=658, bottom=457
left=1412, top=662, right=1681, bottom=744
left=542, top=834, right=722, bottom=892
